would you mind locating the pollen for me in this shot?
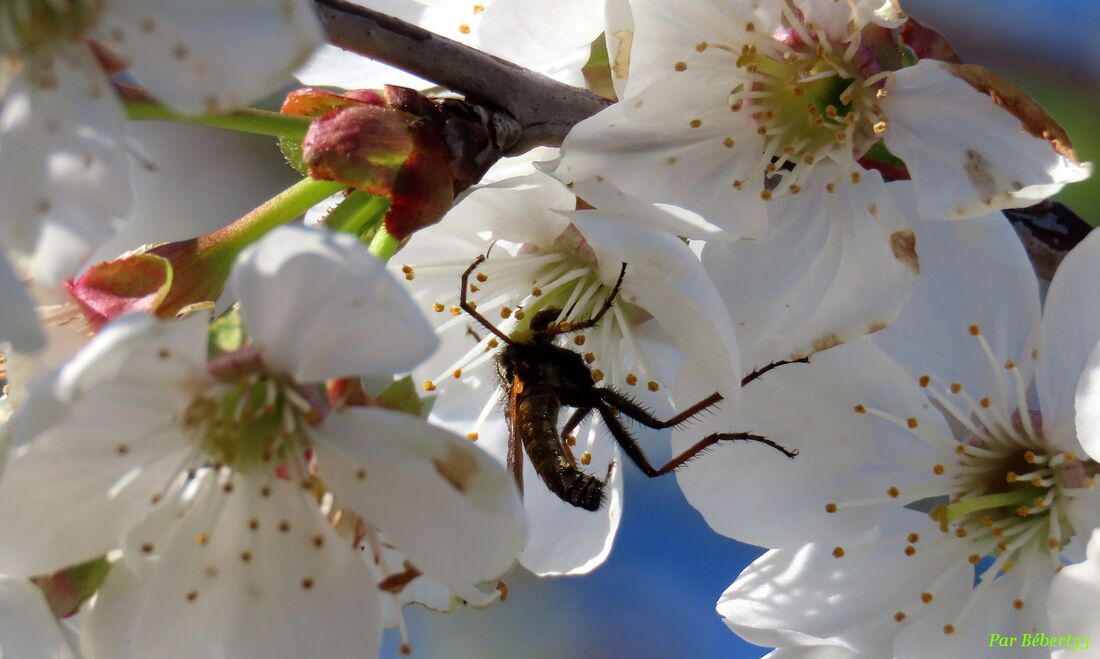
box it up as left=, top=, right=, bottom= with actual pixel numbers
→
left=723, top=137, right=735, bottom=148
left=689, top=119, right=702, bottom=128
left=476, top=272, right=488, bottom=282
left=831, top=546, right=845, bottom=558
left=887, top=486, right=899, bottom=498
left=904, top=545, right=915, bottom=556
left=648, top=381, right=660, bottom=392
left=980, top=397, right=990, bottom=408
left=584, top=352, right=596, bottom=363
left=950, top=382, right=962, bottom=393
left=401, top=265, right=412, bottom=274
left=566, top=434, right=577, bottom=446
left=1013, top=599, right=1024, bottom=610
left=197, top=533, right=210, bottom=546
left=532, top=287, right=543, bottom=296
left=592, top=369, right=605, bottom=382
left=451, top=369, right=462, bottom=379
left=969, top=324, right=981, bottom=336
left=466, top=432, right=479, bottom=441
left=907, top=532, right=919, bottom=543
left=921, top=592, right=933, bottom=604
left=581, top=452, right=592, bottom=465
left=458, top=23, right=471, bottom=34
left=906, top=418, right=918, bottom=429
left=625, top=374, right=638, bottom=386
left=674, top=61, right=688, bottom=72
left=514, top=309, right=526, bottom=320
left=423, top=380, right=436, bottom=392
left=1004, top=359, right=1016, bottom=369
left=933, top=464, right=945, bottom=475
left=574, top=335, right=586, bottom=346
left=955, top=528, right=968, bottom=538
left=853, top=404, right=866, bottom=414
left=500, top=307, right=512, bottom=319
left=943, top=625, right=955, bottom=635
left=433, top=303, right=445, bottom=312
left=825, top=503, right=838, bottom=513
left=894, top=612, right=906, bottom=622
left=873, top=121, right=888, bottom=134
left=760, top=190, right=773, bottom=201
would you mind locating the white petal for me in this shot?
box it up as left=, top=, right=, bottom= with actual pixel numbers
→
left=765, top=648, right=869, bottom=659
left=515, top=417, right=623, bottom=576
left=313, top=407, right=525, bottom=588
left=674, top=339, right=945, bottom=548
left=0, top=253, right=45, bottom=353
left=625, top=0, right=782, bottom=96
left=894, top=550, right=1055, bottom=659
left=83, top=473, right=382, bottom=658
left=719, top=513, right=972, bottom=656
left=704, top=165, right=915, bottom=367
left=570, top=210, right=741, bottom=397
left=1039, top=229, right=1100, bottom=445
left=0, top=50, right=131, bottom=283
left=0, top=575, right=77, bottom=659
left=1048, top=529, right=1100, bottom=657
left=1074, top=342, right=1100, bottom=462
left=0, top=382, right=191, bottom=576
left=295, top=44, right=432, bottom=90
left=231, top=225, right=438, bottom=382
left=553, top=76, right=769, bottom=239
left=881, top=60, right=1091, bottom=220
left=874, top=188, right=1040, bottom=415
left=98, top=0, right=322, bottom=114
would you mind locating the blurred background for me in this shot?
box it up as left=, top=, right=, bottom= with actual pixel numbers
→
left=379, top=1, right=1100, bottom=657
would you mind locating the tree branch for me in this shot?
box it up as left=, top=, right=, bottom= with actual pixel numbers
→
left=310, top=0, right=612, bottom=154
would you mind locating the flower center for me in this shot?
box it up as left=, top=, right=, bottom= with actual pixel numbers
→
left=182, top=373, right=319, bottom=473
left=0, top=0, right=102, bottom=57
left=730, top=7, right=890, bottom=197
left=834, top=324, right=1098, bottom=635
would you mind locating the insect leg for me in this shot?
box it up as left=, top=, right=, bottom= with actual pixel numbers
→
left=507, top=421, right=524, bottom=495
left=597, top=402, right=797, bottom=477
left=560, top=407, right=593, bottom=445
left=597, top=388, right=723, bottom=429
left=560, top=263, right=628, bottom=333
left=460, top=253, right=513, bottom=344
left=740, top=358, right=810, bottom=387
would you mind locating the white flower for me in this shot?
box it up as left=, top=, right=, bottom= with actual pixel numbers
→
left=296, top=0, right=603, bottom=90
left=0, top=226, right=525, bottom=657
left=549, top=0, right=1090, bottom=238
left=1047, top=529, right=1100, bottom=658
left=0, top=574, right=79, bottom=659
left=673, top=213, right=1100, bottom=657
left=0, top=0, right=322, bottom=284
left=395, top=172, right=739, bottom=575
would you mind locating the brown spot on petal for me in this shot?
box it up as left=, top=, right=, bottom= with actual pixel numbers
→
left=945, top=63, right=1080, bottom=162
left=963, top=149, right=998, bottom=204
left=812, top=334, right=843, bottom=353
left=433, top=443, right=479, bottom=494
left=890, top=230, right=920, bottom=274
left=378, top=561, right=422, bottom=594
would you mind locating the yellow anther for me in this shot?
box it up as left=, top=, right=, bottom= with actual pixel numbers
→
left=423, top=380, right=437, bottom=392
left=580, top=452, right=592, bottom=465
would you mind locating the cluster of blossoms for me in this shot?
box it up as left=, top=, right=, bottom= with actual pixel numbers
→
left=0, top=0, right=1096, bottom=657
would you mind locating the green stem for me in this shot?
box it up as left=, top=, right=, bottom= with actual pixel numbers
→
left=368, top=226, right=401, bottom=262
left=203, top=178, right=346, bottom=260
left=124, top=98, right=311, bottom=140
left=323, top=190, right=390, bottom=236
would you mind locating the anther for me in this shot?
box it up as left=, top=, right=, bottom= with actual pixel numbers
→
left=825, top=503, right=838, bottom=513
left=423, top=380, right=436, bottom=392
left=921, top=592, right=933, bottom=604
left=1013, top=599, right=1024, bottom=610
left=894, top=612, right=906, bottom=622
left=919, top=375, right=930, bottom=387
left=581, top=452, right=592, bottom=465
left=887, top=487, right=899, bottom=498
left=433, top=303, right=445, bottom=313
left=574, top=335, right=586, bottom=346
left=648, top=381, right=660, bottom=392
left=625, top=374, right=638, bottom=386
left=832, top=546, right=845, bottom=558
left=904, top=545, right=915, bottom=556
left=853, top=404, right=866, bottom=414
left=906, top=418, right=918, bottom=429
left=466, top=432, right=478, bottom=441
left=943, top=624, right=955, bottom=635
left=907, top=532, right=919, bottom=543
left=933, top=464, right=945, bottom=475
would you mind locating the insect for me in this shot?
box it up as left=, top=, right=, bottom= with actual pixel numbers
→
left=459, top=252, right=799, bottom=511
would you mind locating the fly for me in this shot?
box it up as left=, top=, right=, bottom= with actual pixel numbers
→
left=459, top=252, right=800, bottom=511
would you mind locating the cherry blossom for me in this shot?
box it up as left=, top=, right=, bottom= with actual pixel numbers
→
left=549, top=0, right=1090, bottom=238
left=394, top=171, right=739, bottom=575
left=0, top=226, right=524, bottom=657
left=675, top=212, right=1100, bottom=657
left=0, top=0, right=322, bottom=287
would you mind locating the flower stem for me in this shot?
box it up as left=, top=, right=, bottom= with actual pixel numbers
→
left=323, top=190, right=390, bottom=236
left=203, top=178, right=346, bottom=260
left=123, top=97, right=311, bottom=140
left=368, top=226, right=401, bottom=262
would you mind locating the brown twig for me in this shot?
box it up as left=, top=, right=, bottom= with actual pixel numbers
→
left=310, top=0, right=612, bottom=155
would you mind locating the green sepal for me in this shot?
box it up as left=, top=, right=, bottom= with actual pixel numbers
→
left=32, top=556, right=110, bottom=618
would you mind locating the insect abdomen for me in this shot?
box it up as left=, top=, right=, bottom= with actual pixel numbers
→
left=515, top=388, right=604, bottom=511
